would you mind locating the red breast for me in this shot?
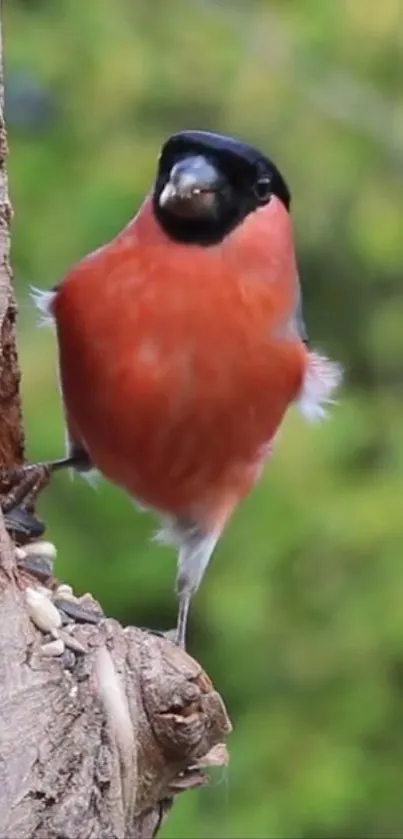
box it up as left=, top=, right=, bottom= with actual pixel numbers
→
left=52, top=194, right=306, bottom=519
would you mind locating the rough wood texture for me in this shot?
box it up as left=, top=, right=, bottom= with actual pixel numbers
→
left=0, top=14, right=25, bottom=478
left=0, top=13, right=231, bottom=839
left=0, top=582, right=231, bottom=838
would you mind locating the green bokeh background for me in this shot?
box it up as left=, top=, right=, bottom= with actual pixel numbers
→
left=6, top=1, right=403, bottom=836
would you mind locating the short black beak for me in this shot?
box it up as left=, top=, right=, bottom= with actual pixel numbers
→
left=159, top=155, right=221, bottom=207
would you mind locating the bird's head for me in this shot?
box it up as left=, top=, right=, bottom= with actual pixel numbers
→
left=153, top=129, right=291, bottom=246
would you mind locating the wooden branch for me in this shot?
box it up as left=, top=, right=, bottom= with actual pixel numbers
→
left=0, top=14, right=25, bottom=477
left=0, top=14, right=231, bottom=839
left=0, top=579, right=231, bottom=838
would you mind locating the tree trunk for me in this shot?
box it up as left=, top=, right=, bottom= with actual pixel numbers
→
left=0, top=22, right=24, bottom=477
left=0, top=16, right=231, bottom=839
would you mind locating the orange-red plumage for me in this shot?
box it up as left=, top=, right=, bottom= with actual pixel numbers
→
left=52, top=195, right=304, bottom=525
left=34, top=130, right=341, bottom=645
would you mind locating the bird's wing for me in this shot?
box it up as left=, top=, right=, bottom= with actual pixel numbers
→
left=294, top=276, right=309, bottom=346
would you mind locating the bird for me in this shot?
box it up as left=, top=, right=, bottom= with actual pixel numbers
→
left=27, top=129, right=341, bottom=647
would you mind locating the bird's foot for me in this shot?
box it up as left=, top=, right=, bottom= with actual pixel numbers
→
left=143, top=599, right=189, bottom=648
left=0, top=463, right=50, bottom=583
left=0, top=465, right=51, bottom=584
left=137, top=626, right=175, bottom=643
left=0, top=454, right=83, bottom=529
left=0, top=462, right=53, bottom=516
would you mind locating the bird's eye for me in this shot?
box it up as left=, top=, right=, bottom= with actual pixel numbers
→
left=254, top=176, right=272, bottom=203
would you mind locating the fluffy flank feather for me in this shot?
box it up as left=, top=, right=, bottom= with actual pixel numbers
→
left=30, top=286, right=56, bottom=327
left=153, top=516, right=198, bottom=548
left=297, top=351, right=342, bottom=422
left=78, top=468, right=101, bottom=489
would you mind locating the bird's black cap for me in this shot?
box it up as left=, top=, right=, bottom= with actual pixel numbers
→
left=153, top=129, right=291, bottom=246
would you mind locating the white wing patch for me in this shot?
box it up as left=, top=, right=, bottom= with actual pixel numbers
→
left=30, top=286, right=56, bottom=327
left=297, top=351, right=342, bottom=422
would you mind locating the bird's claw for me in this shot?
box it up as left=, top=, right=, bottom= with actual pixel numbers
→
left=0, top=463, right=52, bottom=584
left=138, top=627, right=186, bottom=646
left=0, top=462, right=52, bottom=516
left=0, top=456, right=85, bottom=547
left=0, top=463, right=50, bottom=591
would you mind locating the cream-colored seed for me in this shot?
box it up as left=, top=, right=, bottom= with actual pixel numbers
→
left=54, top=584, right=74, bottom=599
left=35, top=585, right=53, bottom=600
left=40, top=639, right=65, bottom=657
left=26, top=587, right=62, bottom=633
left=24, top=541, right=57, bottom=560
left=58, top=630, right=87, bottom=654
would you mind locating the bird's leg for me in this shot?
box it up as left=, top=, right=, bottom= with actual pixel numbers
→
left=175, top=592, right=192, bottom=650
left=1, top=463, right=52, bottom=514
left=0, top=461, right=55, bottom=583
left=0, top=451, right=92, bottom=581
left=0, top=451, right=90, bottom=517
left=174, top=523, right=219, bottom=648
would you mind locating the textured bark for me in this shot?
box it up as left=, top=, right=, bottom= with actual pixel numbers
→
left=0, top=584, right=231, bottom=838
left=0, top=13, right=231, bottom=839
left=0, top=16, right=25, bottom=480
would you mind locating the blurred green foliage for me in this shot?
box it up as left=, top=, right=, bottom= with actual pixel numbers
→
left=5, top=0, right=403, bottom=836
